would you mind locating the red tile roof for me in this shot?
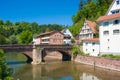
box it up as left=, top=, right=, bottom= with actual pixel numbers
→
left=86, top=20, right=97, bottom=33
left=82, top=38, right=99, bottom=42
left=97, top=13, right=120, bottom=22
left=36, top=30, right=64, bottom=38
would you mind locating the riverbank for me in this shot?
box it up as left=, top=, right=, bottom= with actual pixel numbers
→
left=74, top=54, right=120, bottom=72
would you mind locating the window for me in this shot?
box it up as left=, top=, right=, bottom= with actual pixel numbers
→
left=113, top=29, right=120, bottom=34
left=116, top=10, right=119, bottom=13
left=113, top=20, right=119, bottom=25
left=103, top=31, right=109, bottom=35
left=86, top=43, right=88, bottom=45
left=112, top=11, right=115, bottom=14
left=108, top=47, right=110, bottom=50
left=86, top=49, right=88, bottom=51
left=92, top=42, right=95, bottom=46
left=116, top=0, right=120, bottom=5
left=93, top=49, right=95, bottom=52
left=63, top=30, right=66, bottom=33
left=103, top=22, right=109, bottom=26
left=111, top=10, right=120, bottom=14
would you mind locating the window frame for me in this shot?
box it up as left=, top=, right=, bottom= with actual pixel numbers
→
left=113, top=29, right=120, bottom=35
left=103, top=22, right=109, bottom=26
left=113, top=20, right=119, bottom=25
left=103, top=31, right=109, bottom=35
left=116, top=0, right=120, bottom=5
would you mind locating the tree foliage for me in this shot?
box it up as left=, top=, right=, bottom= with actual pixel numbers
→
left=18, top=31, right=33, bottom=44
left=0, top=19, right=65, bottom=44
left=70, top=0, right=113, bottom=37
left=0, top=34, right=6, bottom=45
left=0, top=49, right=13, bottom=80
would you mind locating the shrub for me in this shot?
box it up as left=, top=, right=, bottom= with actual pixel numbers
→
left=101, top=54, right=120, bottom=59
left=0, top=49, right=13, bottom=80
left=72, top=46, right=89, bottom=56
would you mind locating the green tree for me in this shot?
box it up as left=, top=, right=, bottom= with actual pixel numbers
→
left=0, top=34, right=6, bottom=44
left=0, top=49, right=13, bottom=80
left=45, top=28, right=50, bottom=32
left=19, top=31, right=33, bottom=44
left=70, top=0, right=113, bottom=37
left=5, top=20, right=12, bottom=26
left=9, top=35, right=18, bottom=44
left=0, top=20, right=4, bottom=25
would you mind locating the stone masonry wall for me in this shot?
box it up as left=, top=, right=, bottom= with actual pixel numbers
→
left=75, top=55, right=120, bottom=71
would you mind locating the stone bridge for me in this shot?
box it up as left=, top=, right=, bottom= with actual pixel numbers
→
left=0, top=44, right=72, bottom=64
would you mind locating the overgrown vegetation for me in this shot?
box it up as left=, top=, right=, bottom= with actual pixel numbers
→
left=0, top=20, right=66, bottom=44
left=0, top=49, right=13, bottom=80
left=69, top=0, right=113, bottom=37
left=101, top=54, right=120, bottom=59
left=72, top=46, right=89, bottom=56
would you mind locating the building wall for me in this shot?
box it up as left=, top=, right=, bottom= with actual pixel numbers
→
left=80, top=22, right=94, bottom=40
left=33, top=38, right=41, bottom=44
left=100, top=19, right=120, bottom=55
left=83, top=41, right=100, bottom=56
left=50, top=32, right=64, bottom=44
left=107, top=0, right=120, bottom=15
left=64, top=39, right=71, bottom=44
left=63, top=29, right=73, bottom=38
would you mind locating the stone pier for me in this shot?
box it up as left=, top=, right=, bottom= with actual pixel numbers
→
left=31, top=45, right=42, bottom=65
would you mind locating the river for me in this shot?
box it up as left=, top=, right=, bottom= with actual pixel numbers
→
left=6, top=53, right=120, bottom=80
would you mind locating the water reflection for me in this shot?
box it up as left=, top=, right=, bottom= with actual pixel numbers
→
left=80, top=73, right=100, bottom=80
left=6, top=53, right=120, bottom=80
left=11, top=61, right=120, bottom=80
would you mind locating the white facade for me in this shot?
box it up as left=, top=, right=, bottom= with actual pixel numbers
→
left=62, top=29, right=73, bottom=44
left=79, top=20, right=96, bottom=40
left=99, top=19, right=120, bottom=55
left=62, top=28, right=73, bottom=38
left=33, top=37, right=40, bottom=45
left=63, top=39, right=71, bottom=45
left=80, top=22, right=94, bottom=39
left=83, top=40, right=100, bottom=56
left=99, top=0, right=120, bottom=55
left=106, top=0, right=120, bottom=15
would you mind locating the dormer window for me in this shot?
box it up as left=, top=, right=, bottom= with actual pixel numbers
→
left=112, top=11, right=115, bottom=14
left=116, top=0, right=120, bottom=5
left=111, top=10, right=120, bottom=14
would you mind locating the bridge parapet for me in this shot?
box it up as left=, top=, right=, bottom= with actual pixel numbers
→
left=0, top=44, right=33, bottom=49
left=35, top=44, right=72, bottom=49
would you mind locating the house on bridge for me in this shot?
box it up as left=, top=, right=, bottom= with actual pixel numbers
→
left=33, top=31, right=64, bottom=44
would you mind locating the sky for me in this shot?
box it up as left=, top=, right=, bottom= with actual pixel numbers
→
left=0, top=0, right=80, bottom=26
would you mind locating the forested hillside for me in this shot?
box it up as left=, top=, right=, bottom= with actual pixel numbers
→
left=0, top=20, right=65, bottom=44
left=69, top=0, right=113, bottom=37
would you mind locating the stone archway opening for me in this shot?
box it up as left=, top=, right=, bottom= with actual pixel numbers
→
left=23, top=53, right=33, bottom=63
left=41, top=49, right=71, bottom=62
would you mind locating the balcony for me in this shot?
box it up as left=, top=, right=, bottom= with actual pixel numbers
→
left=41, top=36, right=50, bottom=39
left=42, top=41, right=49, bottom=44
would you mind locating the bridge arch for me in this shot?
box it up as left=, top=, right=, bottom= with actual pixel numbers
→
left=41, top=49, right=71, bottom=62
left=22, top=52, right=33, bottom=63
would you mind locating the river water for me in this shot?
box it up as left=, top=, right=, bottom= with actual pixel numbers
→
left=6, top=53, right=120, bottom=80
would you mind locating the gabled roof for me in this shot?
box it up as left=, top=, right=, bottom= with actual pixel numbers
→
left=61, top=28, right=67, bottom=33
left=85, top=20, right=97, bottom=33
left=106, top=0, right=116, bottom=15
left=97, top=13, right=120, bottom=22
left=36, top=30, right=64, bottom=38
left=82, top=38, right=99, bottom=42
